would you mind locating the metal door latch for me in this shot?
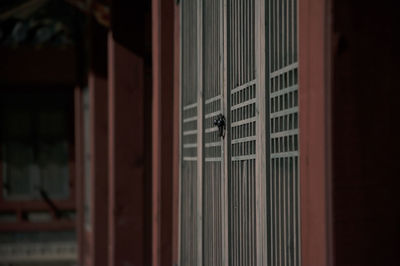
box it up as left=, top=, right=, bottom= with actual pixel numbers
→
left=213, top=114, right=226, bottom=138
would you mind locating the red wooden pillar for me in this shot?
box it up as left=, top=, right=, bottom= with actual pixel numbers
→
left=108, top=32, right=146, bottom=266
left=299, top=0, right=333, bottom=265
left=74, top=85, right=85, bottom=266
left=76, top=14, right=109, bottom=265
left=152, top=0, right=175, bottom=265
left=172, top=3, right=181, bottom=266
left=88, top=72, right=109, bottom=266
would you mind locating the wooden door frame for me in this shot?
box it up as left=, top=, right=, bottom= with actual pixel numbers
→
left=173, top=2, right=181, bottom=265
left=299, top=0, right=333, bottom=265
left=221, top=0, right=229, bottom=264
left=196, top=1, right=204, bottom=265
left=177, top=1, right=203, bottom=264
left=255, top=0, right=268, bottom=264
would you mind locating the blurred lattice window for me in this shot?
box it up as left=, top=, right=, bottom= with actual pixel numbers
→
left=0, top=90, right=73, bottom=201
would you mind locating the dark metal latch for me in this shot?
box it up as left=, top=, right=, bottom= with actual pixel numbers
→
left=213, top=114, right=226, bottom=138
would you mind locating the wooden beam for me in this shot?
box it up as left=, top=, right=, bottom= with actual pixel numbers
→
left=0, top=47, right=77, bottom=86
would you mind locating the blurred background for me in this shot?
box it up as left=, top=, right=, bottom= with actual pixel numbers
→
left=0, top=1, right=85, bottom=266
left=0, top=0, right=154, bottom=264
left=0, top=1, right=112, bottom=265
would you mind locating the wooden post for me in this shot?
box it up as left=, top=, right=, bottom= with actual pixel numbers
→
left=74, top=85, right=85, bottom=266
left=172, top=2, right=181, bottom=265
left=88, top=72, right=109, bottom=266
left=299, top=0, right=333, bottom=265
left=152, top=0, right=175, bottom=265
left=108, top=32, right=147, bottom=266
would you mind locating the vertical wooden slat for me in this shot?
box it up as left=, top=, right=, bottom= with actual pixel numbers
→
left=179, top=0, right=199, bottom=264
left=239, top=2, right=244, bottom=255
left=226, top=0, right=260, bottom=264
left=202, top=0, right=225, bottom=264
left=256, top=0, right=268, bottom=263
left=266, top=0, right=301, bottom=265
left=273, top=0, right=276, bottom=72
left=222, top=0, right=229, bottom=264
left=196, top=0, right=203, bottom=265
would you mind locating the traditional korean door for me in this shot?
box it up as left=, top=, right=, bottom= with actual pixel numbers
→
left=180, top=0, right=228, bottom=265
left=266, top=0, right=301, bottom=265
left=179, top=0, right=300, bottom=265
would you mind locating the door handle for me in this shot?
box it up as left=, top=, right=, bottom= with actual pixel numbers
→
left=213, top=114, right=226, bottom=139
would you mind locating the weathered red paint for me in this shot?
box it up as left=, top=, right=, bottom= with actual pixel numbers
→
left=108, top=32, right=147, bottom=266
left=299, top=0, right=333, bottom=265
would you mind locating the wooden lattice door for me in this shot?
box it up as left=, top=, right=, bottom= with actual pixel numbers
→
left=179, top=0, right=300, bottom=265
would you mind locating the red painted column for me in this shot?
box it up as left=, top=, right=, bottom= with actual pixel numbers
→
left=172, top=3, right=181, bottom=266
left=299, top=0, right=333, bottom=265
left=152, top=0, right=161, bottom=261
left=88, top=72, right=109, bottom=266
left=108, top=32, right=146, bottom=266
left=74, top=86, right=85, bottom=266
left=152, top=0, right=175, bottom=265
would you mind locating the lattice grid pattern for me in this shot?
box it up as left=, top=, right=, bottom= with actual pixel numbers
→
left=227, top=0, right=257, bottom=265
left=179, top=0, right=301, bottom=264
left=180, top=0, right=199, bottom=264
left=202, top=0, right=223, bottom=265
left=267, top=0, right=300, bottom=265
